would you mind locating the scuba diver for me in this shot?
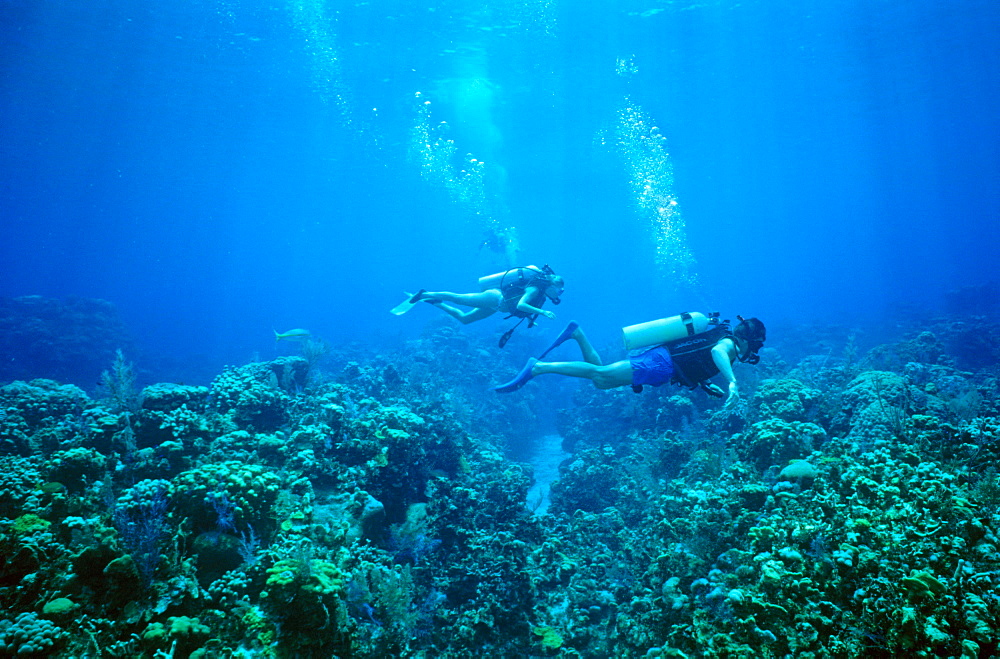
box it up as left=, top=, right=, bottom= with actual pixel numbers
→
left=493, top=312, right=766, bottom=408
left=391, top=265, right=565, bottom=347
left=479, top=225, right=522, bottom=268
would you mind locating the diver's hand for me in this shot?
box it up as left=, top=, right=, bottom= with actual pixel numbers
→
left=540, top=310, right=556, bottom=320
left=724, top=381, right=740, bottom=408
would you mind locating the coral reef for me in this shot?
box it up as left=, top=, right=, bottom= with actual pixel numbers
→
left=0, top=313, right=997, bottom=657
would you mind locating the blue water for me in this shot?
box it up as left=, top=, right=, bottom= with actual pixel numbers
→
left=2, top=0, right=998, bottom=382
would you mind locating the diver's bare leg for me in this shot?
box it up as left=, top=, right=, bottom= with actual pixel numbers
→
left=423, top=290, right=502, bottom=309
left=433, top=303, right=496, bottom=325
left=530, top=327, right=633, bottom=389
left=569, top=327, right=603, bottom=365
left=532, top=359, right=633, bottom=390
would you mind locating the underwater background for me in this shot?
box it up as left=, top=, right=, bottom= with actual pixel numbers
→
left=1, top=0, right=999, bottom=657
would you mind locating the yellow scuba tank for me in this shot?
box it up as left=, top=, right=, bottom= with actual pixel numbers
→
left=622, top=312, right=717, bottom=352
left=478, top=265, right=543, bottom=291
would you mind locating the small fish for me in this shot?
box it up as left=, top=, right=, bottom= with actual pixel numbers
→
left=274, top=328, right=311, bottom=342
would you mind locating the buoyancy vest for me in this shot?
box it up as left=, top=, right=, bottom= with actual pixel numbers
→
left=499, top=287, right=545, bottom=316
left=665, top=324, right=734, bottom=388
left=492, top=267, right=551, bottom=317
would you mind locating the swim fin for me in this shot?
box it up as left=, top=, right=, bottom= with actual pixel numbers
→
left=493, top=358, right=538, bottom=393
left=538, top=321, right=579, bottom=360
left=390, top=290, right=426, bottom=315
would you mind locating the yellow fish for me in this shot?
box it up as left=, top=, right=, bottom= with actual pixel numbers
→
left=274, top=328, right=311, bottom=342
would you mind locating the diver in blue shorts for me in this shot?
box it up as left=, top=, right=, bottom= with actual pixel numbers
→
left=493, top=316, right=766, bottom=408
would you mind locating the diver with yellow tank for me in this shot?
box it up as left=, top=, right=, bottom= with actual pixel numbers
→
left=492, top=312, right=767, bottom=408
left=390, top=265, right=565, bottom=347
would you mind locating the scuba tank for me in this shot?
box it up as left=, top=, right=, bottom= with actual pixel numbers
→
left=622, top=311, right=720, bottom=352
left=478, top=265, right=546, bottom=291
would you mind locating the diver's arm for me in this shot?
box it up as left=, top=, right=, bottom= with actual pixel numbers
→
left=516, top=287, right=555, bottom=319
left=712, top=338, right=739, bottom=406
